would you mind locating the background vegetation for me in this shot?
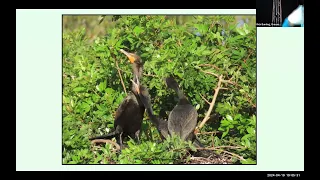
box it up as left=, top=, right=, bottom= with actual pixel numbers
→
left=62, top=15, right=257, bottom=164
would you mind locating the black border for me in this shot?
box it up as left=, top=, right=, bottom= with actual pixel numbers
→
left=16, top=171, right=304, bottom=178
left=16, top=1, right=256, bottom=9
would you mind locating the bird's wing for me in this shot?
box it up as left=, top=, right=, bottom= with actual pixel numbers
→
left=177, top=105, right=198, bottom=140
left=181, top=108, right=198, bottom=140
left=114, top=93, right=133, bottom=120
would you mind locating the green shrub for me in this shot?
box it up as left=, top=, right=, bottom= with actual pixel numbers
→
left=62, top=15, right=256, bottom=164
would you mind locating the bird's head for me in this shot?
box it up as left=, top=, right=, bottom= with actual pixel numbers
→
left=164, top=76, right=180, bottom=90
left=120, top=49, right=142, bottom=64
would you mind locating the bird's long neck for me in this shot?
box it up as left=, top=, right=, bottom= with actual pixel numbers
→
left=139, top=91, right=169, bottom=140
left=174, top=87, right=184, bottom=99
left=171, top=86, right=189, bottom=104
left=132, top=62, right=143, bottom=82
left=145, top=106, right=160, bottom=127
left=131, top=62, right=143, bottom=94
left=144, top=103, right=168, bottom=139
left=140, top=94, right=159, bottom=127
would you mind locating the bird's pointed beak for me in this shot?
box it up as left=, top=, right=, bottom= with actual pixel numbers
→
left=120, top=49, right=135, bottom=64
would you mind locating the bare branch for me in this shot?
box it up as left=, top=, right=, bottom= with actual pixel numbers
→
left=197, top=145, right=245, bottom=150
left=91, top=139, right=121, bottom=151
left=196, top=75, right=223, bottom=131
left=196, top=64, right=256, bottom=131
left=199, top=93, right=210, bottom=105
left=221, top=150, right=245, bottom=161
left=214, top=145, right=245, bottom=150
left=201, top=70, right=219, bottom=78
left=115, top=59, right=127, bottom=95
left=199, top=64, right=221, bottom=71
left=116, top=67, right=157, bottom=77
left=195, top=147, right=245, bottom=161
left=196, top=131, right=220, bottom=135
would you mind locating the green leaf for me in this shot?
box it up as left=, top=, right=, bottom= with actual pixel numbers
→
left=226, top=115, right=233, bottom=121
left=246, top=127, right=255, bottom=135
left=81, top=102, right=90, bottom=113
left=236, top=28, right=246, bottom=36
left=98, top=81, right=107, bottom=92
left=202, top=50, right=212, bottom=56
left=222, top=127, right=229, bottom=138
left=133, top=26, right=144, bottom=36
left=73, top=87, right=86, bottom=92
left=240, top=158, right=256, bottom=164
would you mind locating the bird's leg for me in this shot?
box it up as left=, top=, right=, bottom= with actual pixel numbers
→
left=135, top=130, right=141, bottom=144
left=115, top=126, right=124, bottom=150
left=119, top=132, right=124, bottom=150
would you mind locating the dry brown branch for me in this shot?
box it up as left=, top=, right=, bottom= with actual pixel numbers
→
left=201, top=70, right=237, bottom=85
left=221, top=150, right=245, bottom=161
left=243, top=49, right=253, bottom=63
left=211, top=134, right=215, bottom=148
left=199, top=93, right=210, bottom=105
left=195, top=64, right=256, bottom=131
left=196, top=147, right=245, bottom=161
left=197, top=145, right=244, bottom=150
left=196, top=75, right=224, bottom=132
left=115, top=67, right=157, bottom=77
left=91, top=139, right=121, bottom=151
left=196, top=131, right=220, bottom=135
left=115, top=60, right=127, bottom=95
left=201, top=70, right=219, bottom=78
left=199, top=64, right=221, bottom=71
left=214, top=146, right=245, bottom=150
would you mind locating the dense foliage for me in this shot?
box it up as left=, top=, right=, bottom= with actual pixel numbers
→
left=62, top=15, right=257, bottom=164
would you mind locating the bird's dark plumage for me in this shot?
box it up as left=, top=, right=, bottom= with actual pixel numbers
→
left=135, top=84, right=170, bottom=140
left=89, top=50, right=145, bottom=149
left=165, top=77, right=203, bottom=147
left=133, top=78, right=203, bottom=147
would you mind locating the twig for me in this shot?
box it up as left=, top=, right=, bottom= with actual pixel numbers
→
left=196, top=65, right=256, bottom=131
left=115, top=60, right=127, bottom=95
left=199, top=64, right=220, bottom=71
left=196, top=147, right=245, bottom=161
left=195, top=71, right=235, bottom=133
left=197, top=145, right=244, bottom=150
left=214, top=146, right=245, bottom=150
left=243, top=49, right=253, bottom=63
left=211, top=133, right=215, bottom=148
left=221, top=150, right=245, bottom=161
left=196, top=75, right=224, bottom=132
left=91, top=139, right=121, bottom=151
left=199, top=93, right=210, bottom=105
left=201, top=70, right=219, bottom=78
left=115, top=67, right=157, bottom=77
left=196, top=131, right=220, bottom=135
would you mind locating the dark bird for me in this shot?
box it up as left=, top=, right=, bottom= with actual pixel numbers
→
left=89, top=49, right=144, bottom=149
left=131, top=76, right=203, bottom=147
left=131, top=77, right=169, bottom=140
left=165, top=77, right=203, bottom=147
